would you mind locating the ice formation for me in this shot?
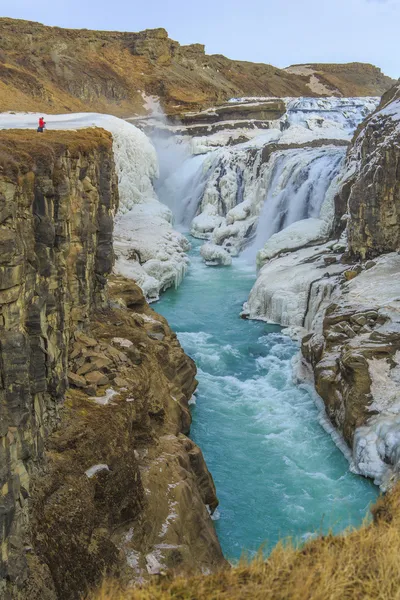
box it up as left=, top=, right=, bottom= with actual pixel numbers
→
left=243, top=242, right=345, bottom=329
left=153, top=96, right=377, bottom=267
left=0, top=112, right=190, bottom=301
left=343, top=254, right=400, bottom=489
left=200, top=243, right=232, bottom=266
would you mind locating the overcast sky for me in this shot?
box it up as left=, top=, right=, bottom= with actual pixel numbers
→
left=2, top=0, right=399, bottom=78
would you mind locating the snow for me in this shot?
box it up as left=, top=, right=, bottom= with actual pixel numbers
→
left=85, top=464, right=110, bottom=478
left=244, top=243, right=345, bottom=328
left=345, top=252, right=400, bottom=310
left=191, top=204, right=225, bottom=239
left=145, top=552, right=166, bottom=575
left=368, top=353, right=400, bottom=414
left=90, top=388, right=120, bottom=405
left=338, top=254, right=400, bottom=489
left=114, top=202, right=190, bottom=302
left=159, top=501, right=178, bottom=538
left=200, top=243, right=232, bottom=266
left=256, top=218, right=329, bottom=267
left=145, top=97, right=377, bottom=269
left=0, top=112, right=158, bottom=210
left=0, top=111, right=190, bottom=300
left=112, top=337, right=134, bottom=349
left=377, top=98, right=400, bottom=122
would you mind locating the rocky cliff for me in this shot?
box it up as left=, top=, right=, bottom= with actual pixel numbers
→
left=300, top=84, right=400, bottom=486
left=241, top=82, right=400, bottom=487
left=0, top=18, right=395, bottom=117
left=346, top=83, right=400, bottom=258
left=0, top=130, right=225, bottom=599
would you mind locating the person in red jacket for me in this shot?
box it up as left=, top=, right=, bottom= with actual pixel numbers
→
left=37, top=117, right=46, bottom=132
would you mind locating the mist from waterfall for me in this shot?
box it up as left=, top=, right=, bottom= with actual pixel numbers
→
left=157, top=150, right=214, bottom=229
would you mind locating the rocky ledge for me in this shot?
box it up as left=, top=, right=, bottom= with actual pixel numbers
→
left=0, top=130, right=225, bottom=599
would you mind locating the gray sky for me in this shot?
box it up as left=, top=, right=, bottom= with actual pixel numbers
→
left=2, top=0, right=399, bottom=78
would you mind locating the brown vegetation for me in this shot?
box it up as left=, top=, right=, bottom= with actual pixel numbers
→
left=0, top=128, right=113, bottom=179
left=0, top=18, right=395, bottom=117
left=88, top=484, right=400, bottom=600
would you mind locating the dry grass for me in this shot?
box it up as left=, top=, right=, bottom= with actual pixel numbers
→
left=0, top=18, right=395, bottom=117
left=88, top=484, right=400, bottom=600
left=0, top=129, right=112, bottom=179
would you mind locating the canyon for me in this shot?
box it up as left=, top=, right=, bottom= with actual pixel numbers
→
left=0, top=16, right=400, bottom=600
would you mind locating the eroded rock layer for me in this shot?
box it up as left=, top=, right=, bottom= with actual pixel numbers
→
left=347, top=83, right=400, bottom=258
left=0, top=131, right=224, bottom=599
left=0, top=129, right=118, bottom=596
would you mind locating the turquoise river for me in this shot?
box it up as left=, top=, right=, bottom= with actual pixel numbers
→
left=155, top=238, right=378, bottom=561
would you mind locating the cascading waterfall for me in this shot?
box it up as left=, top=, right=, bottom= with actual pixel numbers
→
left=157, top=151, right=215, bottom=228
left=154, top=95, right=379, bottom=259
left=284, top=97, right=379, bottom=132
left=244, top=146, right=346, bottom=259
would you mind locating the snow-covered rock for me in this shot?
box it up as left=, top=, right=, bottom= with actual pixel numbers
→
left=191, top=204, right=225, bottom=239
left=114, top=203, right=190, bottom=302
left=200, top=243, right=232, bottom=266
left=0, top=112, right=190, bottom=300
left=151, top=97, right=379, bottom=263
left=301, top=253, right=400, bottom=490
left=256, top=218, right=330, bottom=268
left=244, top=242, right=345, bottom=329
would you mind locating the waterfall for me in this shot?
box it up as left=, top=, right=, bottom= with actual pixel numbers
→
left=244, top=146, right=346, bottom=259
left=157, top=151, right=216, bottom=229
left=284, top=97, right=379, bottom=133
left=141, top=95, right=378, bottom=263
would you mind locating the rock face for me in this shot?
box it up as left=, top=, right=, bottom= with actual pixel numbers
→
left=345, top=83, right=400, bottom=258
left=301, top=253, right=400, bottom=488
left=0, top=18, right=395, bottom=116
left=286, top=62, right=394, bottom=97
left=300, top=86, right=400, bottom=487
left=243, top=83, right=400, bottom=488
left=0, top=129, right=118, bottom=597
left=0, top=131, right=225, bottom=599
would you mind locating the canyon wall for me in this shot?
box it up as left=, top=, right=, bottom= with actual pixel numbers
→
left=347, top=83, right=400, bottom=258
left=0, top=128, right=118, bottom=596
left=0, top=130, right=224, bottom=599
left=241, top=82, right=400, bottom=486
left=302, top=83, right=400, bottom=486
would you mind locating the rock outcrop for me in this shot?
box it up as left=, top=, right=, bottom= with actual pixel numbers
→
left=299, top=85, right=400, bottom=487
left=0, top=18, right=395, bottom=116
left=286, top=62, right=394, bottom=97
left=0, top=130, right=224, bottom=599
left=346, top=83, right=400, bottom=258
left=0, top=128, right=118, bottom=597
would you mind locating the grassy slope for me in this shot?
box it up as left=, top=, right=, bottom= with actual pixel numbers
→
left=0, top=18, right=395, bottom=117
left=88, top=484, right=400, bottom=599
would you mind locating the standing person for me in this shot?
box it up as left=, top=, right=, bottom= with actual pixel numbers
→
left=37, top=117, right=46, bottom=133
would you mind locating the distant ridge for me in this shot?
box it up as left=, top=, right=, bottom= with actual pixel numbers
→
left=0, top=18, right=395, bottom=116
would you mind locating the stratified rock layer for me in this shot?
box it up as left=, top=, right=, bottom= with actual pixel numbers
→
left=0, top=131, right=224, bottom=599
left=346, top=84, right=400, bottom=258
left=0, top=129, right=118, bottom=597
